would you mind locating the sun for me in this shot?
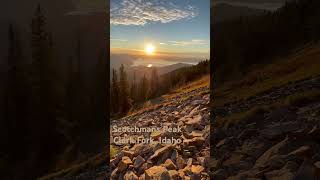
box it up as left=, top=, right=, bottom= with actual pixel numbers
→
left=145, top=44, right=155, bottom=55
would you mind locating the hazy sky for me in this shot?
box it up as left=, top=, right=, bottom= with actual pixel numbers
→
left=110, top=0, right=210, bottom=67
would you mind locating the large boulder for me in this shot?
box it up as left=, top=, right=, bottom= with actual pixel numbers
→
left=133, top=155, right=145, bottom=169
left=124, top=171, right=139, bottom=180
left=168, top=170, right=180, bottom=179
left=260, top=121, right=300, bottom=139
left=145, top=166, right=170, bottom=180
left=183, top=137, right=205, bottom=147
left=123, top=150, right=135, bottom=159
left=293, top=160, right=317, bottom=180
left=185, top=115, right=205, bottom=130
left=254, top=138, right=290, bottom=169
left=176, top=156, right=186, bottom=169
left=118, top=156, right=133, bottom=172
left=191, top=165, right=205, bottom=175
left=162, top=159, right=177, bottom=170
left=148, top=145, right=173, bottom=163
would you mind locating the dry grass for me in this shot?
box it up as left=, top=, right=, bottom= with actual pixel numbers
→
left=126, top=74, right=210, bottom=118
left=110, top=145, right=118, bottom=159
left=163, top=75, right=210, bottom=100
left=214, top=44, right=320, bottom=106
left=125, top=102, right=169, bottom=119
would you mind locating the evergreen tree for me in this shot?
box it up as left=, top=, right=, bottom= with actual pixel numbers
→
left=82, top=48, right=108, bottom=151
left=64, top=56, right=78, bottom=143
left=111, top=69, right=120, bottom=114
left=139, top=74, right=149, bottom=102
left=30, top=4, right=60, bottom=174
left=72, top=32, right=85, bottom=133
left=119, top=64, right=132, bottom=114
left=6, top=23, right=28, bottom=164
left=130, top=71, right=138, bottom=102
left=150, top=67, right=159, bottom=98
left=61, top=34, right=85, bottom=153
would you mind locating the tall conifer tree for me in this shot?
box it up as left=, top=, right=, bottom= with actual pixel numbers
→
left=119, top=64, right=132, bottom=114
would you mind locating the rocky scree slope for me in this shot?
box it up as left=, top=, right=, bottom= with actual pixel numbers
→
left=109, top=85, right=211, bottom=180
left=39, top=78, right=211, bottom=180
left=211, top=75, right=320, bottom=179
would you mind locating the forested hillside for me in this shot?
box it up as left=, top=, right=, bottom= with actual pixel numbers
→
left=213, top=0, right=320, bottom=83
left=211, top=0, right=320, bottom=179
left=110, top=60, right=210, bottom=117
left=1, top=4, right=108, bottom=179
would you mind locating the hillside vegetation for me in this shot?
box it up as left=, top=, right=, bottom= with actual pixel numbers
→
left=2, top=5, right=108, bottom=179
left=110, top=60, right=210, bottom=117
left=214, top=43, right=320, bottom=107
left=213, top=0, right=320, bottom=84
left=212, top=44, right=320, bottom=179
left=211, top=0, right=320, bottom=179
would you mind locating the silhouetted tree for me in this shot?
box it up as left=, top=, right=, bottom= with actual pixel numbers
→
left=30, top=4, right=62, bottom=175
left=139, top=74, right=149, bottom=102
left=119, top=64, right=132, bottom=114
left=150, top=67, right=160, bottom=98
left=130, top=71, right=138, bottom=103
left=6, top=23, right=29, bottom=166
left=212, top=0, right=320, bottom=84
left=111, top=69, right=120, bottom=114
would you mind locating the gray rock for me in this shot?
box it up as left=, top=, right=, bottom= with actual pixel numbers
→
left=260, top=121, right=300, bottom=139
left=293, top=160, right=317, bottom=180
left=124, top=171, right=139, bottom=180
left=145, top=166, right=170, bottom=180
left=118, top=156, right=133, bottom=172
left=133, top=156, right=145, bottom=169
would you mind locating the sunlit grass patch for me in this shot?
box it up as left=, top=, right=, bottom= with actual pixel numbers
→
left=110, top=145, right=118, bottom=159
left=163, top=75, right=210, bottom=99
left=214, top=45, right=320, bottom=107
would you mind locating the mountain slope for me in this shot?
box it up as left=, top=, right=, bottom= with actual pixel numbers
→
left=39, top=75, right=210, bottom=180
left=211, top=44, right=320, bottom=179
left=212, top=3, right=265, bottom=23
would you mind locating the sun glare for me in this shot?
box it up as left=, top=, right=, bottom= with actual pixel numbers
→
left=145, top=44, right=155, bottom=55
left=147, top=64, right=153, bottom=68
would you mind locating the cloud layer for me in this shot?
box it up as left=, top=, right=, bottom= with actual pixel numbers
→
left=165, top=39, right=207, bottom=46
left=110, top=38, right=128, bottom=42
left=111, top=0, right=198, bottom=25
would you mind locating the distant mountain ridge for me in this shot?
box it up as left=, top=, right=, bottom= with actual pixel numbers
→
left=111, top=63, right=192, bottom=82
left=213, top=3, right=265, bottom=23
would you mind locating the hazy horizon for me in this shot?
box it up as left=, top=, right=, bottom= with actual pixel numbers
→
left=110, top=0, right=210, bottom=68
